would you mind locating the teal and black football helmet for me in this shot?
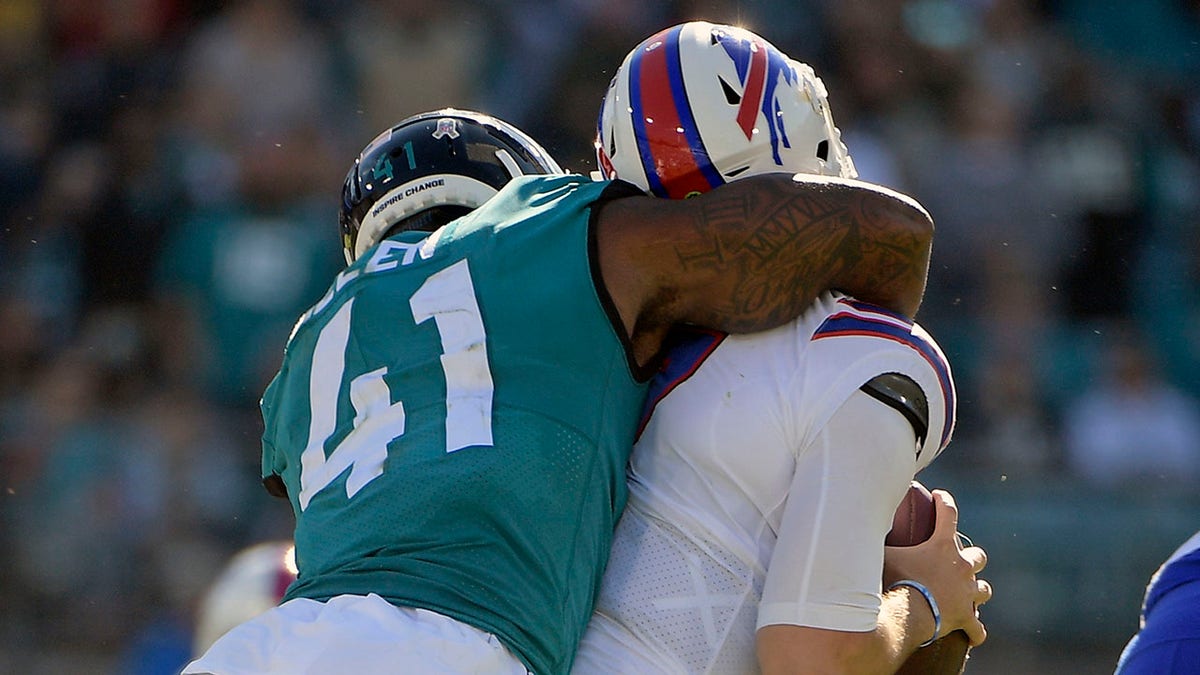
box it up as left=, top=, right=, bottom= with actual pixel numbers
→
left=339, top=108, right=563, bottom=264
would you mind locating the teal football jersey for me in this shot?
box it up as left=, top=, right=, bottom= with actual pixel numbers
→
left=261, top=174, right=648, bottom=674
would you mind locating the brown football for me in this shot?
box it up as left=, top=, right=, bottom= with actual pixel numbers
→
left=885, top=480, right=937, bottom=547
left=885, top=480, right=971, bottom=675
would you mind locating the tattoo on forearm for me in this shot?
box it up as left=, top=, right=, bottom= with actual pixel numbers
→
left=680, top=180, right=928, bottom=330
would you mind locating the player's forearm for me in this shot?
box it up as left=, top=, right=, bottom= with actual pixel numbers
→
left=797, top=175, right=933, bottom=319
left=756, top=582, right=936, bottom=673
left=880, top=585, right=940, bottom=659
left=756, top=610, right=925, bottom=675
left=676, top=174, right=933, bottom=333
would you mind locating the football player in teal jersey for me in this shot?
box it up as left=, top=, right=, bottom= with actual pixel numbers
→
left=185, top=107, right=934, bottom=675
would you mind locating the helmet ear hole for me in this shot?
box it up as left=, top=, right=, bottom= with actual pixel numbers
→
left=816, top=140, right=829, bottom=161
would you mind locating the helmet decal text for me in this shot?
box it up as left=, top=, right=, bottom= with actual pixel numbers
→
left=371, top=155, right=394, bottom=183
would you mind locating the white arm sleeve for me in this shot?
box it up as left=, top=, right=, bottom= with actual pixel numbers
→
left=757, top=389, right=921, bottom=632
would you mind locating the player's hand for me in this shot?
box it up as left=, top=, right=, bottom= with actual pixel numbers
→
left=885, top=489, right=992, bottom=646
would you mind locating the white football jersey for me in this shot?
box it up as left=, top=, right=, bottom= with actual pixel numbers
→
left=574, top=292, right=955, bottom=674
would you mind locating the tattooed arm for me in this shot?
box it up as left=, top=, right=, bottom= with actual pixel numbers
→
left=595, top=173, right=933, bottom=367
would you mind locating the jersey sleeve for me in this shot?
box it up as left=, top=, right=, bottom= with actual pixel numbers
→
left=755, top=296, right=956, bottom=632
left=259, top=374, right=290, bottom=498
left=800, top=298, right=957, bottom=469
left=757, top=390, right=918, bottom=632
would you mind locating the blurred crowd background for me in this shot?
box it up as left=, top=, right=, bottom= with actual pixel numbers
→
left=1, top=0, right=1198, bottom=673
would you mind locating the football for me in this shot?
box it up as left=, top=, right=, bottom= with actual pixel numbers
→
left=886, top=480, right=971, bottom=675
left=885, top=480, right=937, bottom=546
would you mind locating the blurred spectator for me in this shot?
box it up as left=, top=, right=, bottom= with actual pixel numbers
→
left=924, top=74, right=1065, bottom=301
left=0, top=141, right=104, bottom=350
left=534, top=1, right=675, bottom=169
left=1133, top=90, right=1200, bottom=401
left=1052, top=0, right=1200, bottom=88
left=1031, top=50, right=1146, bottom=322
left=5, top=316, right=152, bottom=661
left=817, top=1, right=916, bottom=189
left=2, top=305, right=280, bottom=671
left=336, top=0, right=491, bottom=138
left=477, top=0, right=603, bottom=141
left=957, top=347, right=1060, bottom=479
left=175, top=0, right=343, bottom=144
left=172, top=0, right=352, bottom=207
left=0, top=78, right=51, bottom=215
left=45, top=0, right=183, bottom=144
left=1062, top=324, right=1200, bottom=490
left=80, top=96, right=185, bottom=309
left=970, top=0, right=1059, bottom=128
left=152, top=128, right=344, bottom=407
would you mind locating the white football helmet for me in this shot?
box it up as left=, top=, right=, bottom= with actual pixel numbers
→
left=192, top=541, right=298, bottom=656
left=596, top=21, right=856, bottom=198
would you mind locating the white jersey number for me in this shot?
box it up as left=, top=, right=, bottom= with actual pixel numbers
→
left=298, top=260, right=494, bottom=510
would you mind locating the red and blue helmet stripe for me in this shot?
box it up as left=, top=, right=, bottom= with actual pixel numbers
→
left=713, top=27, right=796, bottom=166
left=627, top=25, right=726, bottom=198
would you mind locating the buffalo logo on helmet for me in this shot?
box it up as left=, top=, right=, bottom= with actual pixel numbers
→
left=597, top=22, right=853, bottom=201
left=711, top=27, right=797, bottom=166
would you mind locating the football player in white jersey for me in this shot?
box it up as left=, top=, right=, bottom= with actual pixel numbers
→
left=192, top=541, right=298, bottom=657
left=575, top=22, right=991, bottom=674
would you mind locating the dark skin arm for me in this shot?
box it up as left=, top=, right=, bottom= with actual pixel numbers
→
left=595, top=173, right=934, bottom=367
